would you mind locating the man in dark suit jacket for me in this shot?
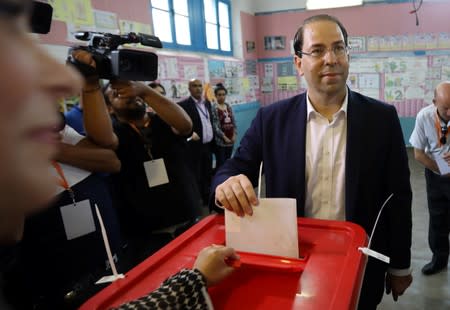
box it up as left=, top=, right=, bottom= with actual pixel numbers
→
left=178, top=79, right=215, bottom=205
left=212, top=14, right=412, bottom=310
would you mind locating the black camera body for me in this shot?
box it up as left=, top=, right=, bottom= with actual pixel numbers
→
left=68, top=32, right=162, bottom=81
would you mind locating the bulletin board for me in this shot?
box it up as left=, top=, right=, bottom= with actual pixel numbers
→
left=257, top=61, right=306, bottom=107
left=258, top=33, right=450, bottom=117
left=154, top=57, right=258, bottom=104
left=156, top=55, right=205, bottom=100
left=205, top=59, right=259, bottom=104
left=347, top=32, right=450, bottom=117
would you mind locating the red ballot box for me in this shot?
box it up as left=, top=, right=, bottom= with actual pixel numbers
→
left=80, top=215, right=367, bottom=310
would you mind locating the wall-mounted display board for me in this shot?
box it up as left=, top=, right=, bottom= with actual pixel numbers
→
left=257, top=33, right=450, bottom=117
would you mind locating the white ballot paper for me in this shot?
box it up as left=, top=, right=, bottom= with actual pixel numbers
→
left=434, top=153, right=450, bottom=175
left=225, top=198, right=299, bottom=258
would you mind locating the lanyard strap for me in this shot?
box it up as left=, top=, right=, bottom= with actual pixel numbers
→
left=196, top=102, right=209, bottom=119
left=52, top=161, right=76, bottom=204
left=129, top=122, right=154, bottom=160
left=434, top=112, right=449, bottom=147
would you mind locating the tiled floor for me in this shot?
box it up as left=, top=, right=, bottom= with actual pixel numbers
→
left=378, top=148, right=450, bottom=310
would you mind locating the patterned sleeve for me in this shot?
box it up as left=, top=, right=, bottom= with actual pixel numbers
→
left=112, top=269, right=212, bottom=310
left=227, top=103, right=237, bottom=132
left=211, top=103, right=225, bottom=139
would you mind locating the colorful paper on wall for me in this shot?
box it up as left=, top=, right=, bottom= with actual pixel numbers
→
left=69, top=0, right=95, bottom=26
left=277, top=76, right=298, bottom=91
left=47, top=0, right=71, bottom=22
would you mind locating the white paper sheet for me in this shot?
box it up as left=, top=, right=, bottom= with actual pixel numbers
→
left=225, top=198, right=299, bottom=258
left=434, top=153, right=450, bottom=175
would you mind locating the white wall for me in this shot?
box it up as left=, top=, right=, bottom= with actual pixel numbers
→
left=230, top=0, right=398, bottom=58
left=250, top=0, right=410, bottom=14
left=231, top=0, right=254, bottom=58
left=252, top=0, right=307, bottom=13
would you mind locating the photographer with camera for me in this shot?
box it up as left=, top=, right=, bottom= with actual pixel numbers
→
left=68, top=28, right=199, bottom=267
left=105, top=80, right=198, bottom=268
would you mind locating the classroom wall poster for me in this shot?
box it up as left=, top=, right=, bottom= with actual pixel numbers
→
left=264, top=64, right=273, bottom=77
left=93, top=10, right=119, bottom=33
left=359, top=73, right=379, bottom=89
left=183, top=65, right=198, bottom=80
left=347, top=73, right=358, bottom=89
left=277, top=62, right=296, bottom=76
left=262, top=77, right=273, bottom=93
left=47, top=0, right=71, bottom=22
left=119, top=20, right=152, bottom=35
left=69, top=0, right=95, bottom=26
left=245, top=60, right=257, bottom=75
left=348, top=36, right=366, bottom=53
left=264, top=36, right=286, bottom=50
left=209, top=60, right=226, bottom=78
left=277, top=76, right=298, bottom=91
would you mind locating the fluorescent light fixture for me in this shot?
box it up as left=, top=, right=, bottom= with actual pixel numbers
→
left=306, top=0, right=363, bottom=10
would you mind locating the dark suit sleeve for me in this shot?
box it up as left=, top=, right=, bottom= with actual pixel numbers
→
left=210, top=108, right=264, bottom=209
left=179, top=98, right=201, bottom=143
left=384, top=105, right=412, bottom=269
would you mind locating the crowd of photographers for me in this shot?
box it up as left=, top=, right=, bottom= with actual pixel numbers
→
left=1, top=41, right=236, bottom=308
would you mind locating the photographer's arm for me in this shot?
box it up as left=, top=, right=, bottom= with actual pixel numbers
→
left=112, top=81, right=192, bottom=136
left=81, top=81, right=118, bottom=149
left=72, top=49, right=118, bottom=150
left=144, top=89, right=192, bottom=136
left=55, top=139, right=121, bottom=173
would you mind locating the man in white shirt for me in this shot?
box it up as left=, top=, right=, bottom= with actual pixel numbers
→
left=409, top=81, right=450, bottom=275
left=212, top=14, right=413, bottom=310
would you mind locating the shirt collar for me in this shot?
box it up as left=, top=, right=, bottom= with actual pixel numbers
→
left=436, top=107, right=450, bottom=127
left=306, top=89, right=348, bottom=121
left=191, top=96, right=203, bottom=104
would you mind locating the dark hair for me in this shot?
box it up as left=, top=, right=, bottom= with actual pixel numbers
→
left=148, top=82, right=166, bottom=95
left=214, top=83, right=228, bottom=96
left=293, top=14, right=348, bottom=57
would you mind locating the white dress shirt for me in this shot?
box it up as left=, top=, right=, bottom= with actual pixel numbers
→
left=304, top=92, right=348, bottom=221
left=304, top=92, right=412, bottom=276
left=409, top=104, right=450, bottom=155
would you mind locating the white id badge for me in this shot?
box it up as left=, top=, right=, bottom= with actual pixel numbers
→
left=60, top=199, right=96, bottom=240
left=144, top=158, right=169, bottom=188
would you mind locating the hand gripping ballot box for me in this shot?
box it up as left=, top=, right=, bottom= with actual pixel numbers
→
left=80, top=214, right=368, bottom=310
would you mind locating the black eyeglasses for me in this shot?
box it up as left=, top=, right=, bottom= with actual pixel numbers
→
left=440, top=126, right=448, bottom=145
left=296, top=45, right=349, bottom=58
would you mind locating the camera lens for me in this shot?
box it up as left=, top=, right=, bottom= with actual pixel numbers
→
left=119, top=58, right=133, bottom=72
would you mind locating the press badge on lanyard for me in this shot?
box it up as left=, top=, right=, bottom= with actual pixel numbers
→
left=144, top=158, right=169, bottom=188
left=53, top=162, right=96, bottom=240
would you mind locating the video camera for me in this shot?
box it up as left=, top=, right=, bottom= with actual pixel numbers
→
left=68, top=32, right=162, bottom=81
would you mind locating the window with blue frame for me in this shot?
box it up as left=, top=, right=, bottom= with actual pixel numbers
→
left=150, top=0, right=232, bottom=55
